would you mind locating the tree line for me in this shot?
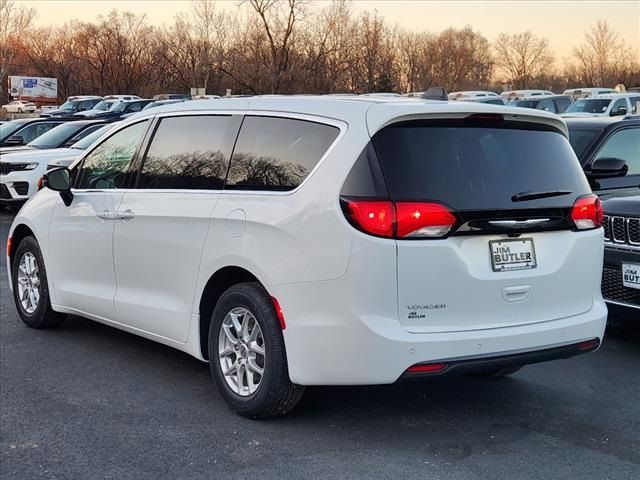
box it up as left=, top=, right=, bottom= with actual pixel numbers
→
left=2, top=0, right=639, bottom=102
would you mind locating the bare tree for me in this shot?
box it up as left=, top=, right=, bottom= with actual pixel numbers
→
left=0, top=0, right=35, bottom=99
left=494, top=31, right=553, bottom=89
left=571, top=20, right=640, bottom=87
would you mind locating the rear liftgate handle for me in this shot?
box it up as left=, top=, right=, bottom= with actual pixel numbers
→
left=502, top=285, right=531, bottom=303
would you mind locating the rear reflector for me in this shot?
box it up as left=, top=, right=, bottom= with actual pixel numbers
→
left=571, top=194, right=603, bottom=230
left=271, top=296, right=286, bottom=330
left=6, top=237, right=12, bottom=258
left=343, top=199, right=456, bottom=239
left=578, top=338, right=600, bottom=351
left=405, top=362, right=448, bottom=374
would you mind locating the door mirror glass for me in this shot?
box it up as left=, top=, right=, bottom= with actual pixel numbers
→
left=44, top=167, right=74, bottom=206
left=44, top=167, right=72, bottom=191
left=610, top=106, right=627, bottom=117
left=589, top=157, right=629, bottom=178
left=4, top=135, right=24, bottom=146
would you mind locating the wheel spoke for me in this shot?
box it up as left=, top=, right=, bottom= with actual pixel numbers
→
left=229, top=311, right=242, bottom=335
left=223, top=360, right=238, bottom=376
left=236, top=365, right=245, bottom=394
left=247, top=356, right=264, bottom=376
left=28, top=289, right=37, bottom=310
left=222, top=323, right=239, bottom=345
left=248, top=341, right=264, bottom=356
left=219, top=345, right=234, bottom=358
left=241, top=314, right=250, bottom=341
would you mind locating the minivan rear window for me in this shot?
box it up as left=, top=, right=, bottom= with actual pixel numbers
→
left=372, top=121, right=591, bottom=210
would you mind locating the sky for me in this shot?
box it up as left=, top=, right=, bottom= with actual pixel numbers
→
left=22, top=0, right=640, bottom=61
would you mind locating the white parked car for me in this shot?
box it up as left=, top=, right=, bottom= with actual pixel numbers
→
left=561, top=93, right=640, bottom=118
left=2, top=100, right=37, bottom=114
left=1, top=124, right=113, bottom=205
left=448, top=91, right=500, bottom=100
left=500, top=90, right=555, bottom=101
left=6, top=97, right=607, bottom=418
left=562, top=88, right=617, bottom=100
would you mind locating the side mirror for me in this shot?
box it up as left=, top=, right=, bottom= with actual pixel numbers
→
left=43, top=167, right=74, bottom=206
left=610, top=106, right=628, bottom=117
left=588, top=157, right=629, bottom=179
left=4, top=135, right=24, bottom=146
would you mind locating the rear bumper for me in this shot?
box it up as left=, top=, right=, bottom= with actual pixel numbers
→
left=399, top=338, right=600, bottom=380
left=279, top=280, right=608, bottom=385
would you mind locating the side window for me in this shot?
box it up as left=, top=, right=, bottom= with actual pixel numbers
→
left=138, top=115, right=236, bottom=189
left=629, top=96, right=640, bottom=114
left=609, top=98, right=626, bottom=115
left=17, top=122, right=59, bottom=143
left=226, top=116, right=340, bottom=191
left=75, top=121, right=148, bottom=190
left=127, top=102, right=143, bottom=113
left=536, top=98, right=556, bottom=113
left=595, top=128, right=640, bottom=175
left=554, top=97, right=571, bottom=113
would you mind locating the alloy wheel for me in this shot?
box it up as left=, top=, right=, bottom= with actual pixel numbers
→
left=17, top=252, right=40, bottom=314
left=218, top=307, right=266, bottom=396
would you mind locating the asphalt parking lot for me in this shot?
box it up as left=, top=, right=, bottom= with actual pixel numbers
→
left=1, top=210, right=639, bottom=480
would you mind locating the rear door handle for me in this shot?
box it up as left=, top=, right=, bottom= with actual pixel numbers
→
left=97, top=210, right=135, bottom=221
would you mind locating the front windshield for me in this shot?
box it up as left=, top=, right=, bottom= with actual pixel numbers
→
left=565, top=99, right=612, bottom=114
left=59, top=101, right=78, bottom=112
left=28, top=123, right=81, bottom=149
left=92, top=100, right=116, bottom=111
left=72, top=125, right=111, bottom=149
left=0, top=120, right=27, bottom=140
left=568, top=128, right=601, bottom=161
left=111, top=102, right=128, bottom=113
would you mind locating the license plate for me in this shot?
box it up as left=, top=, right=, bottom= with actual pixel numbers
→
left=622, top=263, right=640, bottom=290
left=490, top=238, right=537, bottom=272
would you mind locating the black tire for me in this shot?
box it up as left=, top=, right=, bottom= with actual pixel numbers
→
left=208, top=282, right=304, bottom=418
left=11, top=236, right=65, bottom=329
left=472, top=365, right=523, bottom=379
left=17, top=108, right=23, bottom=113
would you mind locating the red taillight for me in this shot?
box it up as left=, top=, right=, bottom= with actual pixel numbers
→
left=271, top=296, right=286, bottom=330
left=571, top=194, right=603, bottom=230
left=37, top=176, right=44, bottom=190
left=395, top=202, right=457, bottom=238
left=343, top=200, right=456, bottom=239
left=345, top=200, right=394, bottom=238
left=406, top=362, right=448, bottom=374
left=466, top=113, right=504, bottom=122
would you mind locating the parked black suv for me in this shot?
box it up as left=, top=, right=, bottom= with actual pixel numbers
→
left=601, top=195, right=640, bottom=321
left=566, top=117, right=640, bottom=199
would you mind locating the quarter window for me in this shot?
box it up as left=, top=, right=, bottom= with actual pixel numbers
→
left=75, top=121, right=148, bottom=189
left=536, top=98, right=555, bottom=113
left=595, top=128, right=640, bottom=175
left=225, top=116, right=340, bottom=191
left=138, top=115, right=236, bottom=189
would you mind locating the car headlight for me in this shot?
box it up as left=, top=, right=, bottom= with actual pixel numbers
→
left=23, top=162, right=40, bottom=170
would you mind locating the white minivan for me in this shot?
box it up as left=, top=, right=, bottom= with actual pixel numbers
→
left=7, top=97, right=607, bottom=418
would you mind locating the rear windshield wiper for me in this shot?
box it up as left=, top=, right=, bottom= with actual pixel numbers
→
left=511, top=190, right=572, bottom=202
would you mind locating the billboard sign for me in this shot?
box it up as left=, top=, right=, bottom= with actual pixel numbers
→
left=8, top=76, right=57, bottom=102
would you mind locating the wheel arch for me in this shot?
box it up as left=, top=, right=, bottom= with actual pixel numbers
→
left=8, top=223, right=37, bottom=270
left=198, top=265, right=264, bottom=360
